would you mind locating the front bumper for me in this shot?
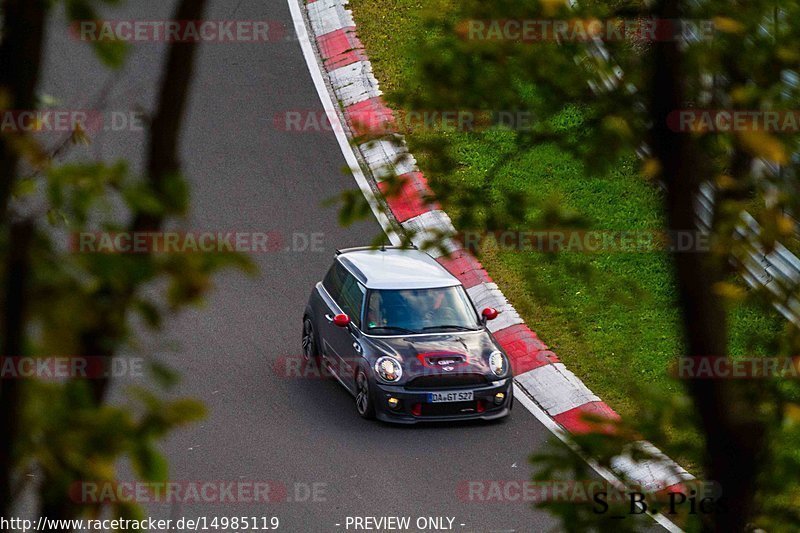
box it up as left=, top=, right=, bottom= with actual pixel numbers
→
left=372, top=377, right=513, bottom=424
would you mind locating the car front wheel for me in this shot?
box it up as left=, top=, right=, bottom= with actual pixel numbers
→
left=355, top=368, right=375, bottom=419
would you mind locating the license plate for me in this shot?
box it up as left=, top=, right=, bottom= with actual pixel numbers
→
left=427, top=391, right=474, bottom=403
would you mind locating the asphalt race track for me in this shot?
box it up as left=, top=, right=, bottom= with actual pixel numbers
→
left=37, top=1, right=665, bottom=531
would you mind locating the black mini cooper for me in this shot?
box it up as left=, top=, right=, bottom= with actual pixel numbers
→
left=303, top=246, right=513, bottom=423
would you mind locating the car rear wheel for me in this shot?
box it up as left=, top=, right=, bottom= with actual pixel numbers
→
left=302, top=317, right=319, bottom=363
left=355, top=368, right=375, bottom=419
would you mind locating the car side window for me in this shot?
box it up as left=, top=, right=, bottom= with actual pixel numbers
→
left=339, top=274, right=365, bottom=328
left=322, top=261, right=346, bottom=302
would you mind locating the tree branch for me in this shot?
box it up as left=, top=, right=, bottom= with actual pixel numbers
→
left=39, top=1, right=208, bottom=527
left=85, top=0, right=209, bottom=405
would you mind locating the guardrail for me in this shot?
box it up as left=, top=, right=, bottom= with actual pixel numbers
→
left=576, top=15, right=800, bottom=326
left=700, top=185, right=800, bottom=325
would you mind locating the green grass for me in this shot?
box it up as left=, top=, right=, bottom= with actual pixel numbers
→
left=348, top=0, right=786, bottom=420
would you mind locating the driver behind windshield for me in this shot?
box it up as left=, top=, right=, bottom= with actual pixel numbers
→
left=366, top=287, right=479, bottom=334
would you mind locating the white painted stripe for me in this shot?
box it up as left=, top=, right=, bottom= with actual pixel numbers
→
left=306, top=0, right=355, bottom=37
left=611, top=441, right=695, bottom=492
left=328, top=61, right=382, bottom=107
left=465, top=282, right=524, bottom=332
left=515, top=363, right=600, bottom=416
left=513, top=385, right=685, bottom=533
left=287, top=0, right=401, bottom=247
left=401, top=210, right=460, bottom=258
left=359, top=137, right=418, bottom=181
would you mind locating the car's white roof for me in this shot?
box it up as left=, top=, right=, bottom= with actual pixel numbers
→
left=337, top=248, right=462, bottom=290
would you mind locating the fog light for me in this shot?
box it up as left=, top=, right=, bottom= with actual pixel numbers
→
left=387, top=397, right=400, bottom=409
left=494, top=392, right=505, bottom=405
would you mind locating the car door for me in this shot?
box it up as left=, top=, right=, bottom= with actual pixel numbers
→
left=319, top=262, right=365, bottom=393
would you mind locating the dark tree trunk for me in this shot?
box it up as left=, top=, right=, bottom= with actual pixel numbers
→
left=0, top=0, right=47, bottom=519
left=0, top=222, right=34, bottom=516
left=649, top=0, right=767, bottom=530
left=0, top=0, right=47, bottom=224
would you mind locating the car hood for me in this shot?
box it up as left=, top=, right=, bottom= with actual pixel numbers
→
left=365, top=330, right=503, bottom=377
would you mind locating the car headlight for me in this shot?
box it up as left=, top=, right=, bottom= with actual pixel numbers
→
left=489, top=350, right=507, bottom=377
left=375, top=356, right=403, bottom=382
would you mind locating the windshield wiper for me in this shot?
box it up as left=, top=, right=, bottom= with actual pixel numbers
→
left=368, top=326, right=420, bottom=335
left=421, top=325, right=479, bottom=332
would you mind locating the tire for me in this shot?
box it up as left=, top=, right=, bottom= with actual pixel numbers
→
left=302, top=316, right=320, bottom=364
left=355, top=367, right=376, bottom=419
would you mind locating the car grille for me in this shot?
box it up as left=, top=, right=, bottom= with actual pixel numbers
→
left=421, top=401, right=478, bottom=417
left=406, top=373, right=488, bottom=390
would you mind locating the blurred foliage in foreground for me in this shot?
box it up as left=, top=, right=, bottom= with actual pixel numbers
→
left=341, top=0, right=800, bottom=530
left=1, top=0, right=253, bottom=525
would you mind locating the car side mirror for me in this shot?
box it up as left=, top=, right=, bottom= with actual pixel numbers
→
left=332, top=314, right=351, bottom=328
left=482, top=308, right=499, bottom=323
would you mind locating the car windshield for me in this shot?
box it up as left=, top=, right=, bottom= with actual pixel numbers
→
left=365, top=286, right=480, bottom=335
